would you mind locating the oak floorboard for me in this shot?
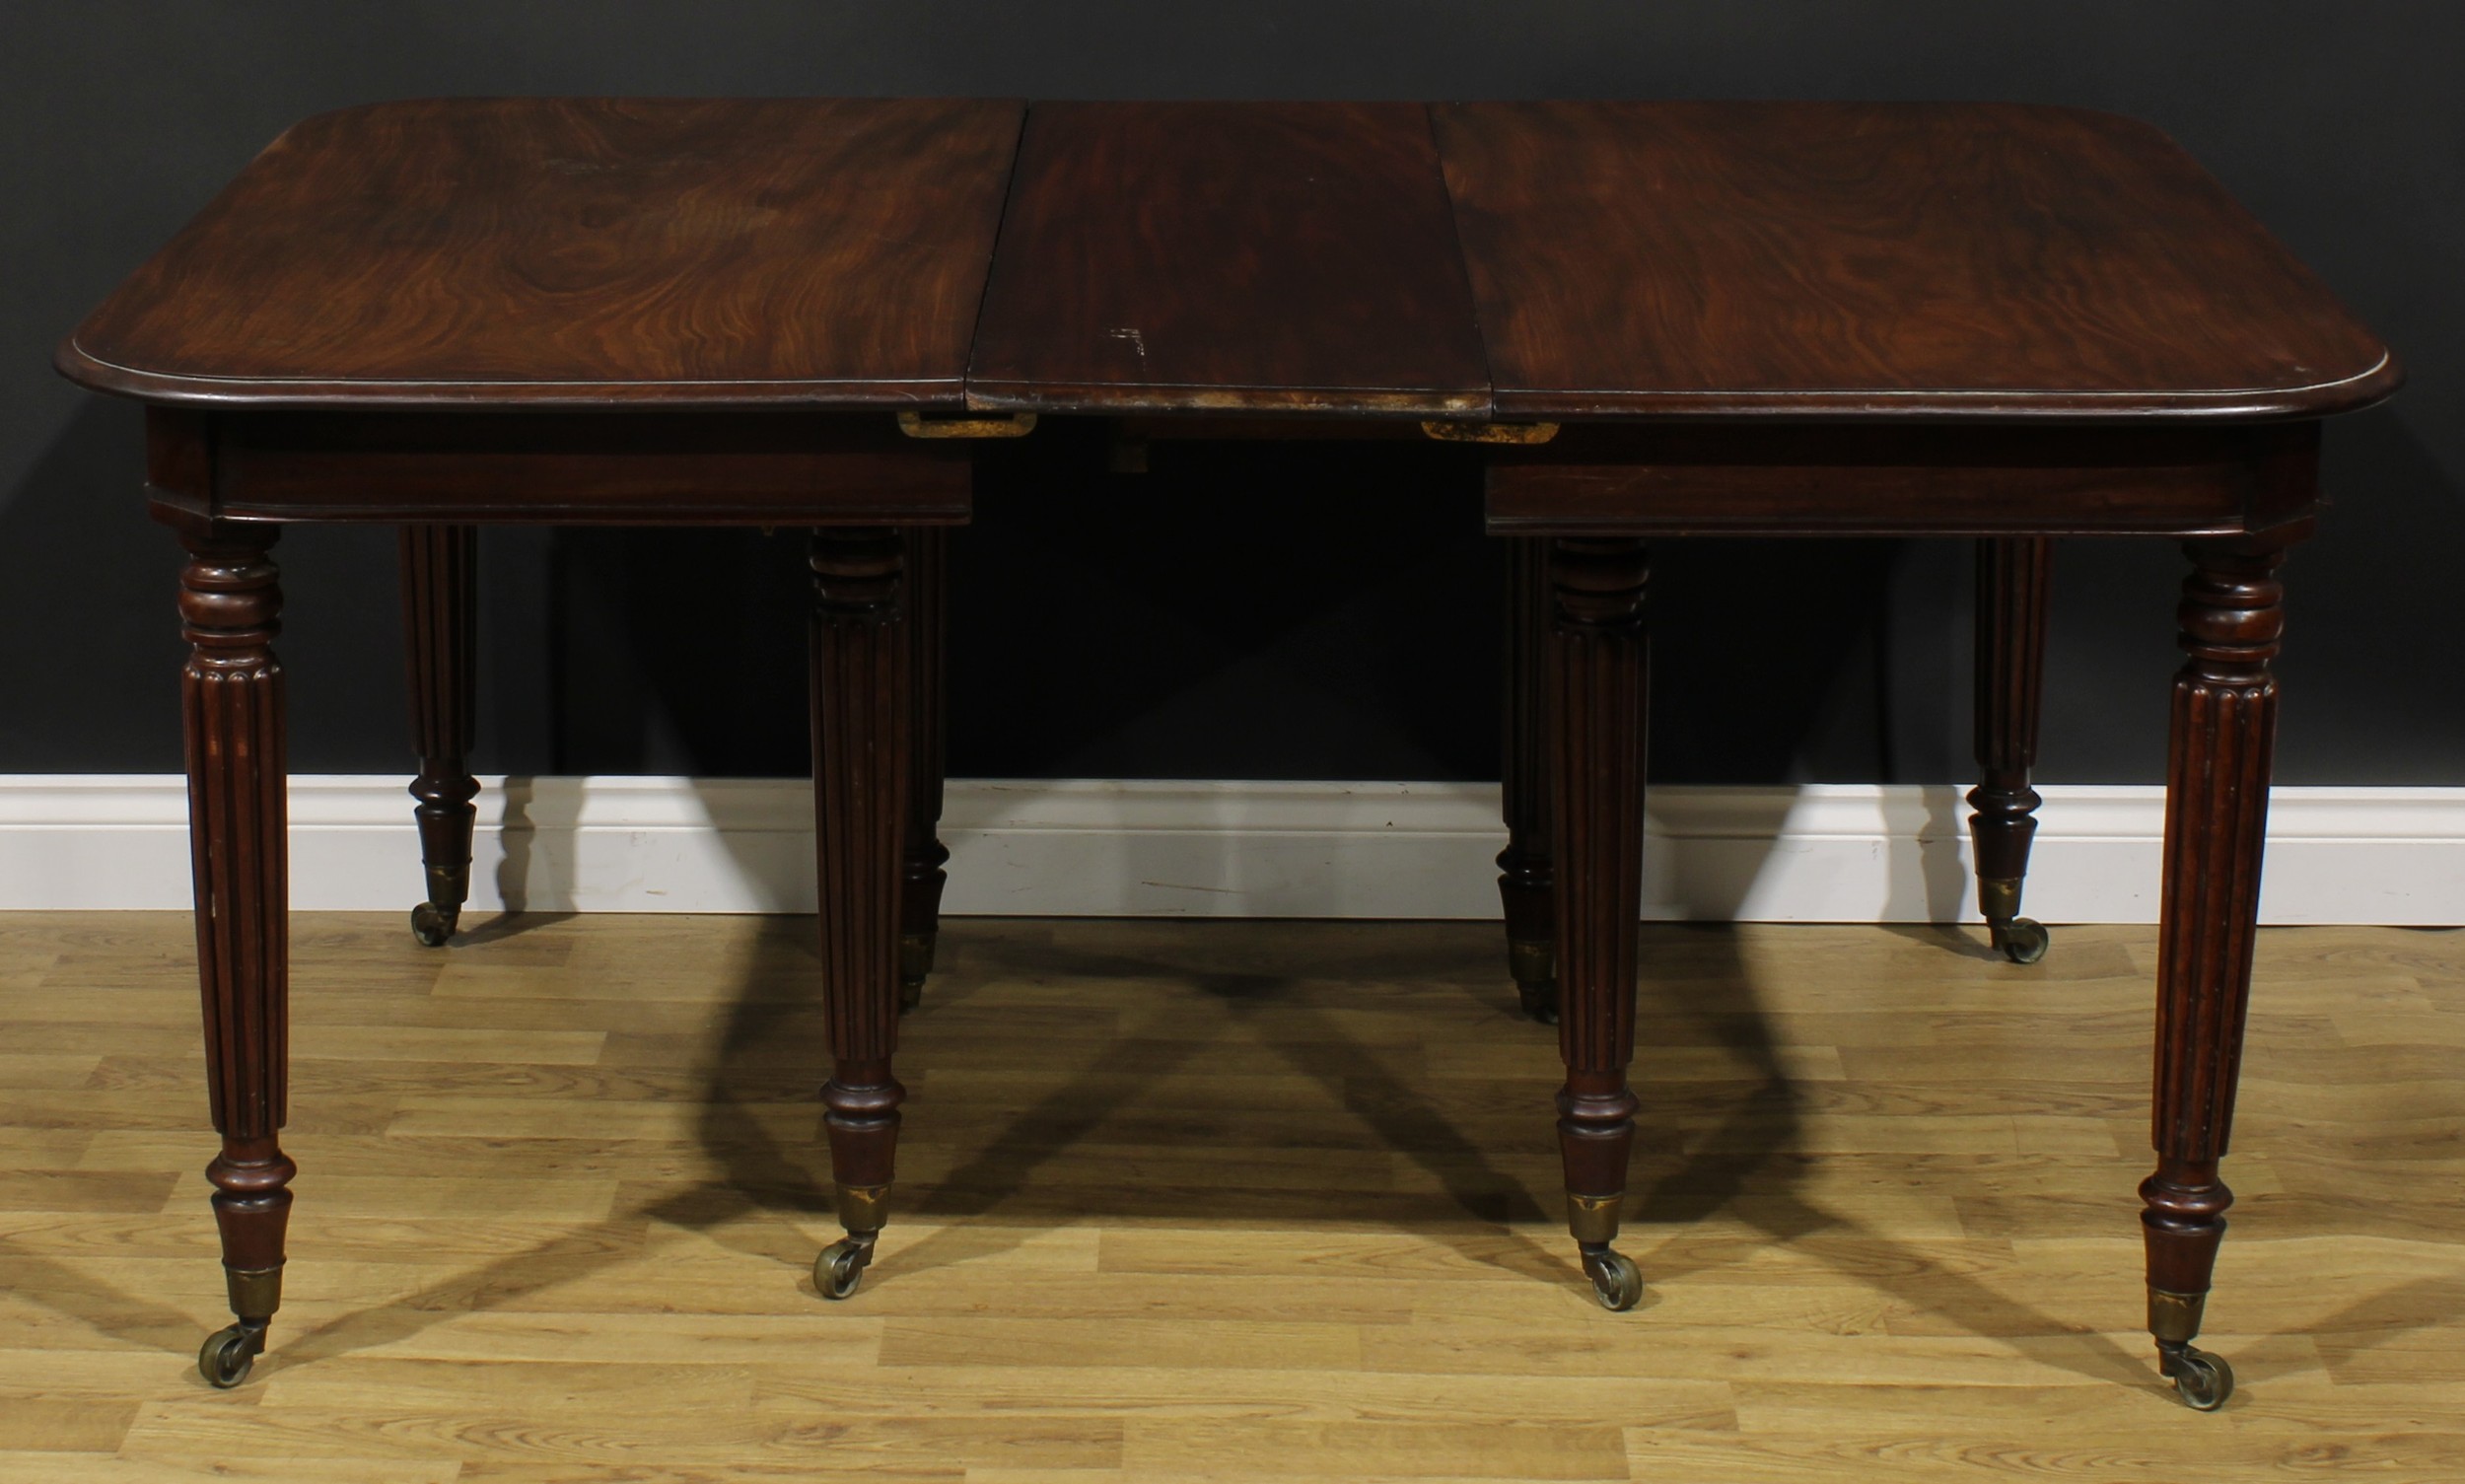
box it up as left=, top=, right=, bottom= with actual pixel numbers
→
left=2, top=913, right=2458, bottom=1480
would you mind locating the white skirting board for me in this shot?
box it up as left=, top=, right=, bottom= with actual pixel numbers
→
left=1, top=775, right=2459, bottom=925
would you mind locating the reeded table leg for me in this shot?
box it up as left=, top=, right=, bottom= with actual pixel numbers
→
left=2140, top=534, right=2294, bottom=1411
left=400, top=525, right=479, bottom=947
left=1546, top=536, right=1650, bottom=1310
left=1499, top=535, right=1557, bottom=1024
left=810, top=529, right=912, bottom=1300
left=175, top=522, right=296, bottom=1387
left=899, top=528, right=951, bottom=1013
left=1970, top=536, right=2052, bottom=964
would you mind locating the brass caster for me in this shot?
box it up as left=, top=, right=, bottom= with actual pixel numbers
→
left=197, top=1322, right=264, bottom=1388
left=2160, top=1343, right=2233, bottom=1411
left=1581, top=1247, right=1642, bottom=1311
left=410, top=901, right=458, bottom=948
left=815, top=1236, right=876, bottom=1301
left=1516, top=981, right=1559, bottom=1026
left=1992, top=917, right=2050, bottom=965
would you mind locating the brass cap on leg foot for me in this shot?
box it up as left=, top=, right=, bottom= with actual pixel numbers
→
left=224, top=1264, right=283, bottom=1322
left=2148, top=1287, right=2207, bottom=1344
left=834, top=1182, right=890, bottom=1237
left=1509, top=939, right=1558, bottom=1024
left=1567, top=1191, right=1624, bottom=1245
left=424, top=865, right=470, bottom=910
left=1977, top=876, right=2023, bottom=921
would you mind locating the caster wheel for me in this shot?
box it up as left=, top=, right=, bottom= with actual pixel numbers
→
left=899, top=976, right=925, bottom=1015
left=2162, top=1345, right=2233, bottom=1411
left=410, top=902, right=458, bottom=948
left=197, top=1323, right=261, bottom=1388
left=1581, top=1248, right=1642, bottom=1311
left=815, top=1237, right=873, bottom=1300
left=1994, top=918, right=2050, bottom=965
left=1517, top=983, right=1559, bottom=1026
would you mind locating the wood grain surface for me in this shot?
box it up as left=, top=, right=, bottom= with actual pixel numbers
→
left=59, top=98, right=1024, bottom=408
left=4, top=913, right=2459, bottom=1478
left=1434, top=102, right=2400, bottom=419
left=966, top=102, right=1490, bottom=416
left=62, top=99, right=2399, bottom=428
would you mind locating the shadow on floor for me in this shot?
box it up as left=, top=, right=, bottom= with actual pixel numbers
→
left=175, top=916, right=2158, bottom=1390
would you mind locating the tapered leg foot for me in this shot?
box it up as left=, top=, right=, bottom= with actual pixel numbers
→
left=1502, top=870, right=1556, bottom=1025
left=2150, top=1282, right=2234, bottom=1407
left=1971, top=536, right=2052, bottom=964
left=2137, top=533, right=2294, bottom=1412
left=810, top=529, right=912, bottom=1295
left=816, top=1165, right=887, bottom=1299
left=176, top=521, right=296, bottom=1386
left=401, top=525, right=479, bottom=947
left=1545, top=537, right=1652, bottom=1308
left=1514, top=964, right=1559, bottom=1025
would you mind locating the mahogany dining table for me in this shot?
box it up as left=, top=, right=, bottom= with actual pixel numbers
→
left=55, top=97, right=2396, bottom=1407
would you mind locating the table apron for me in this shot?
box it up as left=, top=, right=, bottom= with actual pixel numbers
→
left=146, top=408, right=972, bottom=527
left=1483, top=421, right=2319, bottom=539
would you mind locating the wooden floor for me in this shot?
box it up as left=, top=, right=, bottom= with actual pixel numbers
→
left=2, top=912, right=2461, bottom=1481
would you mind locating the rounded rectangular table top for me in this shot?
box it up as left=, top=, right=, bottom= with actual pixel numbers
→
left=61, top=97, right=2397, bottom=426
left=58, top=97, right=1025, bottom=410
left=1433, top=101, right=2398, bottom=421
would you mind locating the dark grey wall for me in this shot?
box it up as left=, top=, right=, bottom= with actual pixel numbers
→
left=8, top=2, right=2459, bottom=784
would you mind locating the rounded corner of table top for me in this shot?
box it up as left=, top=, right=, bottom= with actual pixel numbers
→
left=2289, top=348, right=2406, bottom=420
left=52, top=331, right=129, bottom=400
left=54, top=330, right=243, bottom=408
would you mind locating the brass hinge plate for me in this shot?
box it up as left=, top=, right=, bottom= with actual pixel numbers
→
left=898, top=411, right=1039, bottom=440
left=1419, top=420, right=1560, bottom=446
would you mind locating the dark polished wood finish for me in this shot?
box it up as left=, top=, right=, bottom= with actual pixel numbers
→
left=968, top=102, right=1488, bottom=416
left=1435, top=101, right=2397, bottom=420
left=1498, top=537, right=1556, bottom=1023
left=1971, top=537, right=2053, bottom=963
left=1486, top=422, right=2322, bottom=538
left=61, top=97, right=2399, bottom=1403
left=63, top=98, right=1025, bottom=409
left=900, top=528, right=951, bottom=1012
left=2139, top=531, right=2297, bottom=1405
left=1546, top=537, right=1652, bottom=1310
left=401, top=525, right=480, bottom=947
left=810, top=529, right=913, bottom=1293
left=196, top=410, right=971, bottom=526
left=170, top=517, right=296, bottom=1383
